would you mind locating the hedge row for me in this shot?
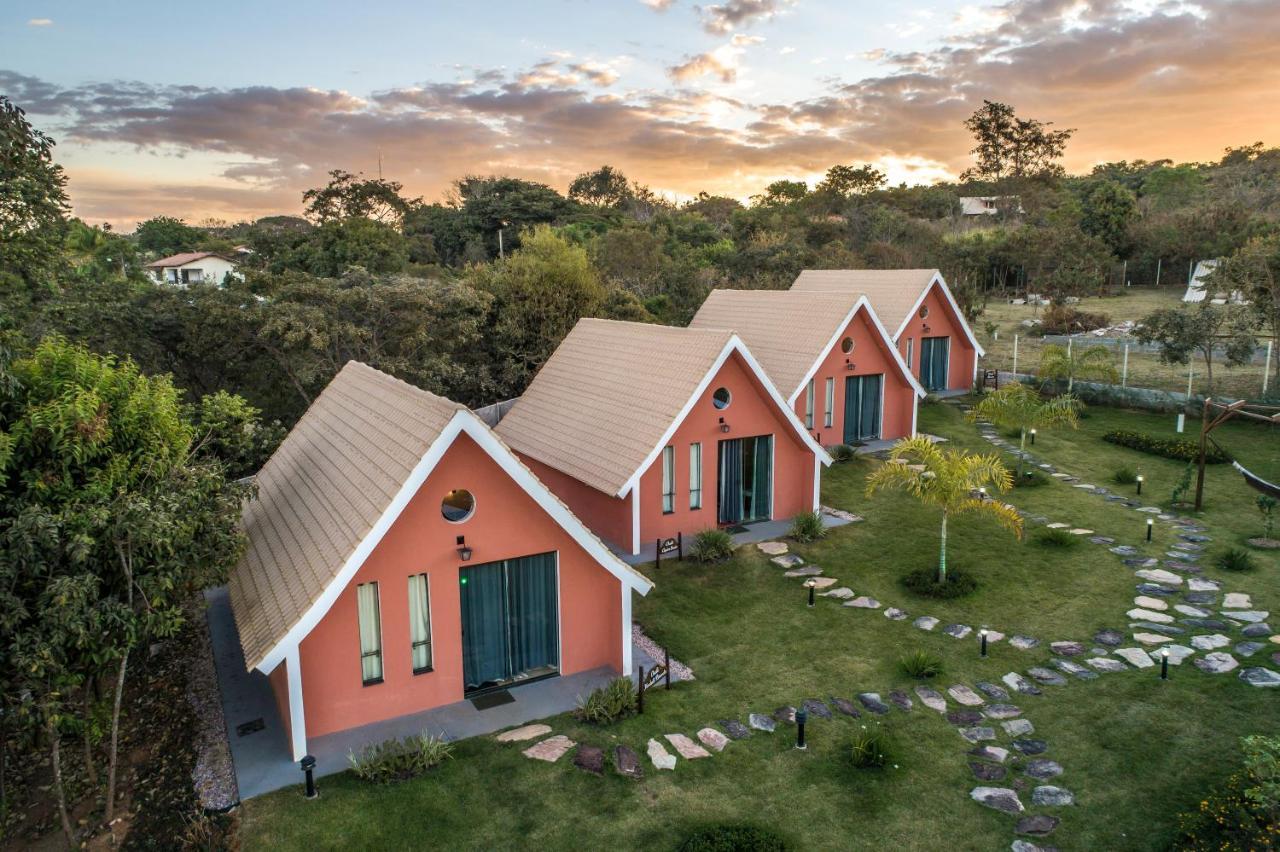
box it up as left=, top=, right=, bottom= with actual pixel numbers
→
left=1101, top=430, right=1232, bottom=464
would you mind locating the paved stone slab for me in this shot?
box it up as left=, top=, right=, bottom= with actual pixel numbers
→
left=1174, top=604, right=1210, bottom=617
left=1128, top=608, right=1175, bottom=623
left=1033, top=786, right=1075, bottom=807
left=1003, top=672, right=1042, bottom=695
left=574, top=744, right=604, bottom=775
left=1223, top=592, right=1252, bottom=608
left=1180, top=618, right=1228, bottom=630
left=1194, top=652, right=1239, bottom=674
left=971, top=786, right=1024, bottom=814
left=1094, top=628, right=1124, bottom=646
left=884, top=607, right=909, bottom=620
left=773, top=706, right=796, bottom=724
left=959, top=726, right=997, bottom=743
left=666, top=733, right=712, bottom=760
left=1027, top=667, right=1068, bottom=686
left=1240, top=667, right=1280, bottom=687
left=784, top=565, right=823, bottom=577
left=983, top=704, right=1023, bottom=720
left=914, top=616, right=939, bottom=631
left=1133, top=632, right=1174, bottom=645
left=771, top=554, right=805, bottom=568
left=1003, top=718, right=1035, bottom=736
left=1069, top=528, right=1093, bottom=535
left=1236, top=642, right=1266, bottom=657
left=1111, top=545, right=1140, bottom=556
left=947, top=710, right=984, bottom=726
left=845, top=596, right=881, bottom=609
left=1049, top=641, right=1085, bottom=657
left=1009, top=635, right=1040, bottom=651
left=1090, top=536, right=1116, bottom=545
left=613, top=744, right=643, bottom=778
left=915, top=686, right=947, bottom=712
left=496, top=723, right=553, bottom=743
left=1152, top=644, right=1195, bottom=665
left=1051, top=659, right=1098, bottom=680
left=1131, top=621, right=1184, bottom=635
left=802, top=698, right=832, bottom=719
left=1224, top=610, right=1270, bottom=624
left=757, top=541, right=789, bottom=555
left=1242, top=623, right=1273, bottom=638
left=1184, top=591, right=1219, bottom=605
left=1013, top=738, right=1048, bottom=755
left=970, top=745, right=1009, bottom=763
left=524, top=735, right=576, bottom=763
left=1085, top=656, right=1128, bottom=672
left=1187, top=578, right=1221, bottom=592
left=1134, top=596, right=1169, bottom=611
left=748, top=713, right=776, bottom=732
left=719, top=719, right=751, bottom=739
left=976, top=681, right=1010, bottom=700
left=1191, top=633, right=1231, bottom=650
left=858, top=693, right=890, bottom=715
left=949, top=684, right=985, bottom=706
left=970, top=761, right=1007, bottom=781
left=828, top=697, right=860, bottom=717
left=888, top=690, right=914, bottom=712
left=1114, top=647, right=1156, bottom=668
left=821, top=587, right=855, bottom=600
left=1015, top=815, right=1060, bottom=838
left=1136, top=569, right=1182, bottom=586
left=1024, top=759, right=1064, bottom=780
left=646, top=738, right=676, bottom=770
left=807, top=577, right=838, bottom=589
left=943, top=623, right=973, bottom=639
left=1046, top=522, right=1069, bottom=529
left=696, top=728, right=730, bottom=752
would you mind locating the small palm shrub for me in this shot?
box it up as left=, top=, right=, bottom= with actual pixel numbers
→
left=849, top=725, right=891, bottom=769
left=1217, top=548, right=1256, bottom=572
left=898, top=650, right=942, bottom=679
left=901, top=566, right=977, bottom=599
left=678, top=824, right=789, bottom=852
left=1113, top=466, right=1138, bottom=485
left=349, top=733, right=453, bottom=783
left=829, top=444, right=856, bottom=463
left=575, top=676, right=637, bottom=724
left=1014, top=470, right=1048, bottom=488
left=1035, top=528, right=1079, bottom=548
left=690, top=528, right=734, bottom=562
left=789, top=510, right=826, bottom=543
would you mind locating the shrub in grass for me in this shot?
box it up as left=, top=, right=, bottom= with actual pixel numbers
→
left=575, top=676, right=637, bottom=724
left=849, top=726, right=891, bottom=769
left=897, top=650, right=942, bottom=679
left=1102, top=430, right=1231, bottom=463
left=1112, top=466, right=1137, bottom=485
left=1035, top=527, right=1079, bottom=548
left=1175, top=735, right=1280, bottom=850
left=900, top=566, right=977, bottom=599
left=349, top=732, right=453, bottom=783
left=690, top=528, right=734, bottom=563
left=829, top=444, right=856, bottom=463
left=1217, top=548, right=1257, bottom=572
left=789, top=510, right=826, bottom=543
left=678, top=824, right=789, bottom=852
left=1014, top=470, right=1048, bottom=488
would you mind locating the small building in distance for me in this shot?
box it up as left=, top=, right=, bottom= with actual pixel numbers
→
left=959, top=196, right=1020, bottom=216
left=145, top=251, right=243, bottom=286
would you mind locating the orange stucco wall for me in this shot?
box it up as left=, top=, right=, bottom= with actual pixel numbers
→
left=520, top=454, right=632, bottom=551
left=790, top=305, right=917, bottom=446
left=268, top=659, right=292, bottom=747
left=896, top=283, right=977, bottom=392
left=292, top=432, right=623, bottom=739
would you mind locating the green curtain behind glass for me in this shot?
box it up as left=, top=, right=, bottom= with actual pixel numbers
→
left=749, top=435, right=772, bottom=521
left=508, top=553, right=559, bottom=675
left=718, top=438, right=743, bottom=524
left=460, top=562, right=510, bottom=691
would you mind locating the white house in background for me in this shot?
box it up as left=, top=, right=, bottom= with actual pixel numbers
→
left=1183, top=259, right=1249, bottom=305
left=145, top=252, right=243, bottom=286
left=959, top=196, right=1022, bottom=216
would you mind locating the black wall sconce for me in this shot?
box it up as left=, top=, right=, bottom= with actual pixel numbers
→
left=456, top=535, right=473, bottom=561
left=845, top=360, right=856, bottom=371
left=719, top=417, right=730, bottom=433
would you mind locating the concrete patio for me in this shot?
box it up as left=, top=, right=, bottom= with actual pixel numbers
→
left=615, top=513, right=852, bottom=565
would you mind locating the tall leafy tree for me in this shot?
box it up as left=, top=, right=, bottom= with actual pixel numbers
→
left=0, top=95, right=69, bottom=289
left=133, top=215, right=203, bottom=256
left=1037, top=343, right=1119, bottom=393
left=1213, top=234, right=1280, bottom=383
left=1136, top=303, right=1259, bottom=395
left=961, top=100, right=1075, bottom=184
left=568, top=165, right=633, bottom=208
left=302, top=169, right=417, bottom=225
left=1079, top=180, right=1138, bottom=256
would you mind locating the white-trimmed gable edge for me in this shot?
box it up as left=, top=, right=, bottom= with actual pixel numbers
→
left=895, top=272, right=986, bottom=357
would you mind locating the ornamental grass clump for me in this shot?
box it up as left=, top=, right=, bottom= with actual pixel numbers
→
left=690, top=528, right=734, bottom=563
left=897, top=650, right=943, bottom=679
left=678, top=824, right=789, bottom=852
left=849, top=725, right=891, bottom=769
left=1035, top=528, right=1079, bottom=548
left=1113, top=466, right=1138, bottom=485
left=1217, top=548, right=1257, bottom=572
left=829, top=444, right=856, bottom=463
left=349, top=733, right=453, bottom=783
left=789, top=510, right=826, bottom=543
left=575, top=676, right=637, bottom=724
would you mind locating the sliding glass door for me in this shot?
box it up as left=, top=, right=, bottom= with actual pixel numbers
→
left=717, top=435, right=772, bottom=525
left=920, top=336, right=950, bottom=391
left=843, top=374, right=882, bottom=444
left=460, top=553, right=559, bottom=694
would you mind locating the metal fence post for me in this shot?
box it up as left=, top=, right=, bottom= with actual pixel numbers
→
left=1121, top=343, right=1129, bottom=388
left=1264, top=340, right=1273, bottom=397
left=1012, top=334, right=1019, bottom=376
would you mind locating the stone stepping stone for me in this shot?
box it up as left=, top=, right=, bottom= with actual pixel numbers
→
left=574, top=744, right=604, bottom=775
left=888, top=690, right=913, bottom=712
left=696, top=728, right=730, bottom=752
left=983, top=704, right=1022, bottom=720
left=1086, top=656, right=1128, bottom=673
left=802, top=698, right=832, bottom=719
left=1002, top=719, right=1035, bottom=737
left=1016, top=815, right=1060, bottom=838
left=718, top=719, right=751, bottom=739
left=1010, top=635, right=1040, bottom=650
left=1187, top=578, right=1221, bottom=592
left=1046, top=522, right=1069, bottom=529
left=1003, top=672, right=1042, bottom=695
left=1024, top=759, right=1064, bottom=780
left=1133, top=632, right=1174, bottom=645
left=983, top=630, right=1006, bottom=643
left=1136, top=569, right=1182, bottom=586
left=1111, top=545, right=1140, bottom=556
left=845, top=596, right=881, bottom=609
left=976, top=681, right=1010, bottom=700
left=1128, top=608, right=1175, bottom=624
left=1134, top=596, right=1169, bottom=611
left=971, top=786, right=1024, bottom=814
left=1013, top=738, right=1048, bottom=755
left=748, top=713, right=776, bottom=732
left=613, top=744, right=643, bottom=778
left=914, top=616, right=939, bottom=631
left=524, top=735, right=576, bottom=763
left=970, top=745, right=1009, bottom=763
left=771, top=554, right=805, bottom=568
left=1243, top=623, right=1272, bottom=638
left=1180, top=533, right=1212, bottom=542
left=1069, top=528, right=1093, bottom=535
left=858, top=693, right=890, bottom=715
left=784, top=565, right=823, bottom=577
left=1181, top=618, right=1228, bottom=630
left=1129, top=559, right=1161, bottom=570
left=1235, top=642, right=1266, bottom=657
left=1137, top=582, right=1176, bottom=595
left=496, top=723, right=552, bottom=742
left=1094, top=628, right=1124, bottom=646
left=884, top=607, right=909, bottom=620
left=1240, top=667, right=1280, bottom=687
left=1114, top=647, right=1156, bottom=668
left=807, top=577, right=839, bottom=589
left=666, top=733, right=711, bottom=760
left=1151, top=645, right=1195, bottom=665
left=914, top=686, right=947, bottom=712
left=1033, top=786, right=1075, bottom=806
left=959, top=726, right=997, bottom=743
left=1194, top=652, right=1239, bottom=674
left=1224, top=610, right=1270, bottom=624
left=1027, top=667, right=1068, bottom=686
left=828, top=697, right=860, bottom=717
left=821, top=587, right=855, bottom=600
left=1175, top=604, right=1210, bottom=617
left=646, top=738, right=676, bottom=770
left=1166, top=551, right=1200, bottom=562
left=1049, top=641, right=1085, bottom=657
left=773, top=706, right=796, bottom=724
left=1090, top=536, right=1117, bottom=545
left=1132, top=621, right=1184, bottom=636
left=948, top=684, right=985, bottom=706
left=757, top=541, right=789, bottom=555
left=1223, top=592, right=1252, bottom=609
left=1191, top=634, right=1231, bottom=650
left=943, top=624, right=972, bottom=639
left=947, top=710, right=984, bottom=726
left=970, top=761, right=1007, bottom=781
left=1137, top=506, right=1162, bottom=513
left=1051, top=659, right=1097, bottom=680
left=1184, top=591, right=1218, bottom=605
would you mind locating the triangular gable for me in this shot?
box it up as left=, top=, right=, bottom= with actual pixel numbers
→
left=897, top=273, right=986, bottom=357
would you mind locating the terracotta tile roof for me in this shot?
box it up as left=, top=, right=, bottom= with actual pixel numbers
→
left=495, top=319, right=736, bottom=496
left=144, top=251, right=237, bottom=268
left=229, top=362, right=463, bottom=671
left=792, top=269, right=939, bottom=334
left=689, top=289, right=865, bottom=400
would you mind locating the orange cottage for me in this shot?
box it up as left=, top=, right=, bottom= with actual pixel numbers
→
left=495, top=319, right=832, bottom=558
left=229, top=362, right=652, bottom=760
left=792, top=269, right=985, bottom=394
left=689, top=290, right=925, bottom=448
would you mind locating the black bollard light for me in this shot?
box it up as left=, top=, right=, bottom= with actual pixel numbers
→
left=980, top=628, right=989, bottom=658
left=1029, top=428, right=1036, bottom=446
left=1160, top=648, right=1169, bottom=680
left=795, top=708, right=808, bottom=750
left=1136, top=474, right=1144, bottom=496
left=1146, top=518, right=1154, bottom=542
left=301, top=754, right=318, bottom=799
left=805, top=578, right=817, bottom=608
left=637, top=666, right=646, bottom=714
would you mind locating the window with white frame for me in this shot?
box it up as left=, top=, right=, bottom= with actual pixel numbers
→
left=824, top=378, right=834, bottom=428
left=906, top=338, right=914, bottom=369
left=357, top=582, right=383, bottom=685
left=408, top=574, right=432, bottom=673
left=689, top=442, right=702, bottom=509
left=661, top=445, right=675, bottom=513
left=805, top=379, right=815, bottom=429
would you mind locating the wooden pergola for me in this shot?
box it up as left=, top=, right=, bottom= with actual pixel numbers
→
left=1194, top=399, right=1280, bottom=510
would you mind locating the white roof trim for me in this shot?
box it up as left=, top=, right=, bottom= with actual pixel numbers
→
left=618, top=336, right=832, bottom=498
left=255, top=409, right=652, bottom=674
left=894, top=272, right=986, bottom=358
left=786, top=296, right=926, bottom=404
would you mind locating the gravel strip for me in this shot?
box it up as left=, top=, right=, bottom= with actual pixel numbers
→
left=190, top=600, right=239, bottom=812
left=632, top=623, right=695, bottom=682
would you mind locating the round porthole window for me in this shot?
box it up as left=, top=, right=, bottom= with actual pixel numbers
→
left=441, top=489, right=475, bottom=523
left=840, top=336, right=855, bottom=354
left=918, top=305, right=930, bottom=319
left=712, top=387, right=732, bottom=409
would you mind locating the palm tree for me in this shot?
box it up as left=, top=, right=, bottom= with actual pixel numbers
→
left=865, top=436, right=1021, bottom=583
left=968, top=383, right=1081, bottom=477
left=1037, top=343, right=1118, bottom=393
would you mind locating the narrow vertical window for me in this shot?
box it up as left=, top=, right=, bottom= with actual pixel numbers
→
left=805, top=379, right=815, bottom=429
left=357, top=582, right=383, bottom=685
left=408, top=574, right=432, bottom=673
left=661, top=445, right=675, bottom=513
left=689, top=442, right=703, bottom=509
left=906, top=338, right=914, bottom=369
left=824, top=378, right=834, bottom=428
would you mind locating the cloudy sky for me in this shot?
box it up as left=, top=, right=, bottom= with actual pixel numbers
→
left=5, top=0, right=1279, bottom=228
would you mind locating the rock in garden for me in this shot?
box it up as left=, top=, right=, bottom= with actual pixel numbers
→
left=1046, top=522, right=1069, bottom=529
left=884, top=607, right=908, bottom=620
left=1194, top=652, right=1239, bottom=674
left=1050, top=641, right=1085, bottom=657
left=1094, top=629, right=1124, bottom=646
left=1024, top=759, right=1063, bottom=780
left=1085, top=657, right=1127, bottom=673
left=1128, top=608, right=1175, bottom=623
left=1133, top=633, right=1174, bottom=645
left=1069, top=528, right=1093, bottom=535
left=914, top=616, right=939, bottom=630
left=757, top=541, right=789, bottom=555
left=1184, top=591, right=1218, bottom=605
left=1224, top=610, right=1270, bottom=624
left=888, top=690, right=913, bottom=711
left=1111, top=545, right=1139, bottom=556
left=1174, top=604, right=1210, bottom=617
left=1010, top=635, right=1041, bottom=650
left=802, top=698, right=832, bottom=719
left=1090, top=536, right=1116, bottom=545
left=1134, top=596, right=1169, bottom=611
left=647, top=738, right=677, bottom=770
left=915, top=686, right=947, bottom=712
left=1223, top=592, right=1252, bottom=608
left=984, top=631, right=1007, bottom=643
left=1236, top=642, right=1266, bottom=657
left=949, top=684, right=985, bottom=706
left=808, top=577, right=839, bottom=589
left=960, top=726, right=997, bottom=743
left=1013, top=738, right=1048, bottom=755
left=1032, top=786, right=1075, bottom=806
left=1180, top=618, right=1228, bottom=630
left=1015, top=815, right=1060, bottom=837
left=1239, top=667, right=1280, bottom=687
left=718, top=719, right=751, bottom=739
left=1003, top=672, right=1042, bottom=695
left=1180, top=533, right=1211, bottom=543
left=822, top=587, right=855, bottom=600
left=613, top=745, right=643, bottom=778
left=773, top=706, right=796, bottom=724
left=1136, top=569, right=1182, bottom=586
left=1132, top=621, right=1184, bottom=635
left=1187, top=578, right=1221, bottom=592
left=947, top=710, right=985, bottom=726
left=696, top=728, right=730, bottom=752
left=496, top=723, right=552, bottom=742
left=573, top=745, right=604, bottom=775
left=970, top=761, right=1007, bottom=781
left=665, top=733, right=710, bottom=760
left=1191, top=634, right=1230, bottom=650
left=1003, top=719, right=1035, bottom=737
left=784, top=565, right=823, bottom=577
left=943, top=624, right=973, bottom=639
left=970, top=786, right=1024, bottom=814
left=1242, top=623, right=1272, bottom=638
left=828, top=697, right=860, bottom=717
left=772, top=554, right=805, bottom=568
left=524, top=735, right=576, bottom=763
left=845, top=596, right=881, bottom=609
left=748, top=713, right=776, bottom=733
left=1114, top=648, right=1155, bottom=668
left=858, top=693, right=890, bottom=714
left=977, top=681, right=1010, bottom=700
left=1027, top=667, right=1068, bottom=686
left=970, top=745, right=1009, bottom=763
left=984, top=704, right=1023, bottom=720
left=1128, top=559, right=1161, bottom=570
left=1151, top=645, right=1195, bottom=665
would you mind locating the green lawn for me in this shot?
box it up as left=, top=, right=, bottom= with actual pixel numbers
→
left=240, top=401, right=1279, bottom=851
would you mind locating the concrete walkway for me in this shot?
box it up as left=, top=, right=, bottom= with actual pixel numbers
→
left=615, top=514, right=851, bottom=566
left=206, top=585, right=625, bottom=800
